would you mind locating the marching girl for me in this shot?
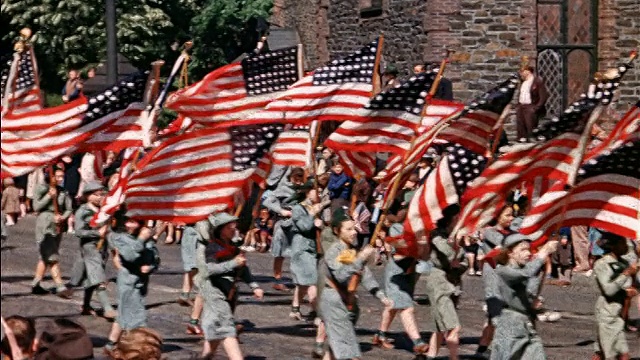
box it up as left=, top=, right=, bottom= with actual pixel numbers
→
left=179, top=218, right=212, bottom=336
left=372, top=223, right=429, bottom=355
left=592, top=232, right=638, bottom=360
left=424, top=204, right=468, bottom=360
left=319, top=209, right=393, bottom=360
left=288, top=180, right=327, bottom=321
left=104, top=208, right=160, bottom=355
left=198, top=212, right=264, bottom=360
left=491, top=233, right=558, bottom=359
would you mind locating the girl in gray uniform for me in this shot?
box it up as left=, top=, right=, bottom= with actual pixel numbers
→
left=289, top=180, right=325, bottom=321
left=592, top=232, right=638, bottom=360
left=198, top=212, right=264, bottom=360
left=69, top=180, right=116, bottom=319
left=424, top=205, right=468, bottom=360
left=491, top=233, right=557, bottom=360
left=104, top=210, right=159, bottom=355
left=373, top=223, right=429, bottom=355
left=180, top=219, right=212, bottom=336
left=319, top=210, right=392, bottom=359
left=31, top=167, right=74, bottom=296
left=263, top=166, right=305, bottom=291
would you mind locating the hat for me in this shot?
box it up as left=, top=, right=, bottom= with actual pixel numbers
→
left=82, top=180, right=105, bottom=195
left=35, top=318, right=93, bottom=360
left=331, top=207, right=351, bottom=228
left=502, top=233, right=531, bottom=249
left=388, top=223, right=404, bottom=237
left=207, top=212, right=239, bottom=230
left=384, top=64, right=399, bottom=75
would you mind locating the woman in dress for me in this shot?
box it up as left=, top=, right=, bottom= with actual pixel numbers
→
left=319, top=209, right=392, bottom=359
left=491, top=233, right=557, bottom=360
left=424, top=204, right=468, bottom=360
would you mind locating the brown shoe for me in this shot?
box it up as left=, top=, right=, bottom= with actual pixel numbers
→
left=57, top=287, right=74, bottom=299
left=272, top=283, right=289, bottom=292
left=413, top=343, right=429, bottom=354
left=372, top=334, right=394, bottom=349
left=235, top=323, right=245, bottom=334
left=186, top=323, right=203, bottom=336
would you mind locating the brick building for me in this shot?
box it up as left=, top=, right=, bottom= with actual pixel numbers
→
left=271, top=0, right=639, bottom=133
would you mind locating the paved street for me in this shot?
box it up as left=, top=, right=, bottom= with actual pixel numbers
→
left=1, top=216, right=638, bottom=359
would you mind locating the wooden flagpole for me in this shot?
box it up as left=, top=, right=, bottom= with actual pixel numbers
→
left=368, top=50, right=454, bottom=247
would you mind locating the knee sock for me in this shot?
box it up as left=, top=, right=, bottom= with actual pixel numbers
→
left=412, top=338, right=426, bottom=347
left=83, top=287, right=96, bottom=309
left=377, top=330, right=388, bottom=339
left=96, top=287, right=114, bottom=312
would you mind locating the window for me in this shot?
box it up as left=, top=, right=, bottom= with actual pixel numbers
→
left=536, top=0, right=598, bottom=117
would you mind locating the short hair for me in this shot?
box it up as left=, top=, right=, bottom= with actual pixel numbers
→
left=112, top=327, right=162, bottom=360
left=1, top=315, right=36, bottom=357
left=288, top=167, right=305, bottom=180
left=523, top=65, right=535, bottom=73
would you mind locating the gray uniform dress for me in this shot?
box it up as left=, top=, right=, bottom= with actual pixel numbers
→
left=72, top=204, right=108, bottom=288
left=593, top=254, right=632, bottom=358
left=181, top=220, right=210, bottom=272
left=108, top=232, right=159, bottom=330
left=384, top=254, right=418, bottom=310
left=319, top=242, right=385, bottom=359
left=32, top=184, right=73, bottom=263
left=197, top=239, right=258, bottom=341
left=424, top=234, right=467, bottom=332
left=1, top=210, right=7, bottom=241
left=263, top=178, right=297, bottom=258
left=289, top=203, right=318, bottom=286
left=491, top=258, right=545, bottom=360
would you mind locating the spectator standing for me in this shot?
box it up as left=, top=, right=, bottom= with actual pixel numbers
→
left=2, top=178, right=21, bottom=226
left=327, top=163, right=352, bottom=215
left=516, top=65, right=548, bottom=140
left=62, top=69, right=84, bottom=103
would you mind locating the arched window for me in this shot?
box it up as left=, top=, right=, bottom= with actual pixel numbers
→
left=536, top=0, right=598, bottom=117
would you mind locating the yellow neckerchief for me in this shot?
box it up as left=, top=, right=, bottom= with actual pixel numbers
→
left=337, top=239, right=357, bottom=264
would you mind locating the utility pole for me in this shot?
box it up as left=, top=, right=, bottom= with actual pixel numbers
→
left=106, top=0, right=118, bottom=84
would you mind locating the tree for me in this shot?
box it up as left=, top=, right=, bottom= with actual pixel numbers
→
left=2, top=0, right=178, bottom=92
left=1, top=0, right=273, bottom=93
left=187, top=0, right=272, bottom=80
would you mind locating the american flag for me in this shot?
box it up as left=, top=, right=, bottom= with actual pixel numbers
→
left=246, top=38, right=381, bottom=126
left=437, top=75, right=519, bottom=155
left=123, top=124, right=284, bottom=223
left=325, top=71, right=449, bottom=155
left=270, top=125, right=312, bottom=168
left=404, top=143, right=487, bottom=241
left=1, top=72, right=149, bottom=178
left=90, top=147, right=141, bottom=227
left=462, top=71, right=628, bottom=203
left=585, top=100, right=640, bottom=160
left=456, top=66, right=631, bottom=236
left=325, top=76, right=465, bottom=156
left=165, top=46, right=302, bottom=127
left=401, top=76, right=518, bottom=241
left=521, top=133, right=640, bottom=241
left=1, top=47, right=43, bottom=116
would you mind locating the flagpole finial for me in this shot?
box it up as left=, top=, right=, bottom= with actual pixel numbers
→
left=14, top=28, right=33, bottom=53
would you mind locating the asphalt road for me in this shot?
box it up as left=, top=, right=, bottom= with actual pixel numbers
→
left=1, top=216, right=638, bottom=359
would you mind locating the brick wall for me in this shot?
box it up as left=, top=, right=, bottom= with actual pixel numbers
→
left=273, top=0, right=639, bottom=129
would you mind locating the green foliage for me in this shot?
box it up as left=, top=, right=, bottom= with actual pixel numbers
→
left=157, top=108, right=178, bottom=130
left=1, top=0, right=272, bottom=94
left=188, top=0, right=272, bottom=79
left=44, top=91, right=64, bottom=107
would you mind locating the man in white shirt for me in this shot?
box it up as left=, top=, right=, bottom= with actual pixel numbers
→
left=516, top=65, right=548, bottom=140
